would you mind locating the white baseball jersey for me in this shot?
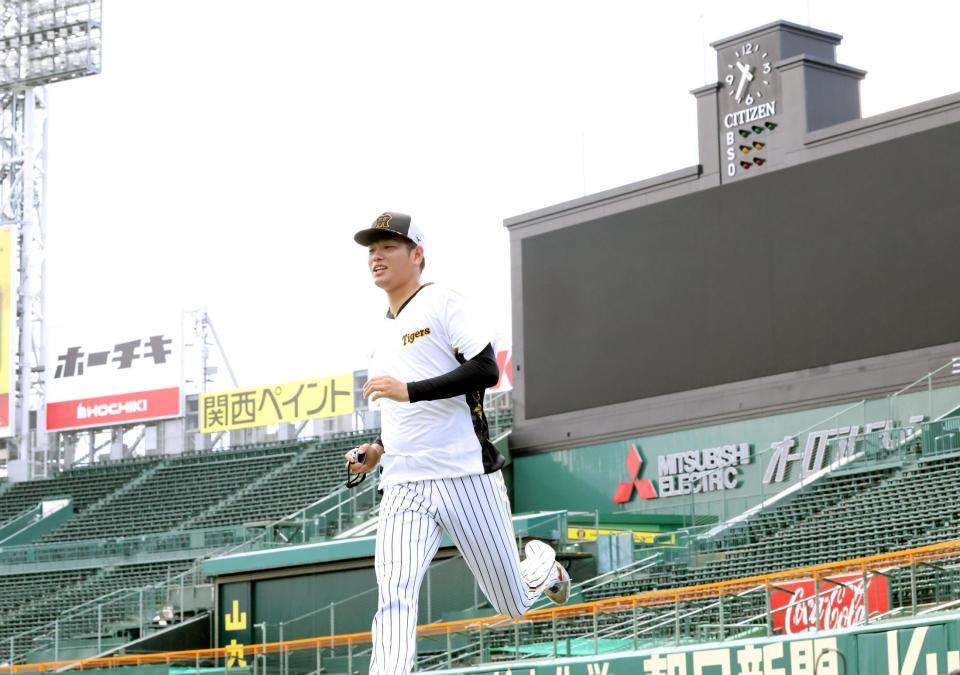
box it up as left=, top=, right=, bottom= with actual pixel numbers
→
left=363, top=282, right=560, bottom=675
left=370, top=283, right=493, bottom=488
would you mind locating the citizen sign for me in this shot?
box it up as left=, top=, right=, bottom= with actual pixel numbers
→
left=724, top=100, right=776, bottom=128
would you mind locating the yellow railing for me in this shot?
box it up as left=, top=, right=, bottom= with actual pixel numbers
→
left=6, top=537, right=960, bottom=673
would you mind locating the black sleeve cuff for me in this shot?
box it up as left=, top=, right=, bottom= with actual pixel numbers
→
left=407, top=343, right=499, bottom=402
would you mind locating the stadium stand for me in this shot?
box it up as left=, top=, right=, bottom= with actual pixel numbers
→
left=4, top=411, right=959, bottom=670
left=0, top=458, right=158, bottom=524
left=0, top=568, right=96, bottom=617
left=0, top=432, right=387, bottom=663
left=38, top=445, right=298, bottom=542
left=403, top=417, right=960, bottom=667
left=186, top=430, right=378, bottom=530
left=1, top=560, right=196, bottom=661
left=577, top=440, right=960, bottom=608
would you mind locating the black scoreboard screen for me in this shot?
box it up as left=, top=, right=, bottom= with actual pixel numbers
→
left=521, top=121, right=960, bottom=418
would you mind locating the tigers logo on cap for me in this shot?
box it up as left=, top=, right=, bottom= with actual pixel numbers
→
left=354, top=211, right=424, bottom=247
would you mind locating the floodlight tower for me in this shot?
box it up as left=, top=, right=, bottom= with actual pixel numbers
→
left=0, top=1, right=101, bottom=478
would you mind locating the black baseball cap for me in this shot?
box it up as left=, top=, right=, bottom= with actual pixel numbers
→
left=354, top=212, right=426, bottom=247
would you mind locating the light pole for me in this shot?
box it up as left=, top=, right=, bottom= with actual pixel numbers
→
left=0, top=0, right=102, bottom=478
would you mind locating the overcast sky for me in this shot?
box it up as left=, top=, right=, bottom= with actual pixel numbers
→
left=41, top=0, right=960, bottom=392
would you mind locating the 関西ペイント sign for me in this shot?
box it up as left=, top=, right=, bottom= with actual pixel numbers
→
left=200, top=373, right=353, bottom=433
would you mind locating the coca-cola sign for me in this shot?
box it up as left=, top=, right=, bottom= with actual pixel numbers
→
left=770, top=573, right=890, bottom=634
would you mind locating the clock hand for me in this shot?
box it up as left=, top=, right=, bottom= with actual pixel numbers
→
left=735, top=61, right=754, bottom=103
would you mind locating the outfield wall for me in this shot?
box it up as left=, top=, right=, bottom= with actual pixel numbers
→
left=424, top=612, right=960, bottom=675
left=512, top=383, right=960, bottom=520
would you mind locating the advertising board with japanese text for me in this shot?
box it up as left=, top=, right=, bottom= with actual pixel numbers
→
left=424, top=615, right=960, bottom=674
left=46, top=319, right=183, bottom=431
left=200, top=373, right=354, bottom=433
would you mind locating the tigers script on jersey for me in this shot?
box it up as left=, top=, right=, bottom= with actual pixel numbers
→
left=370, top=284, right=493, bottom=487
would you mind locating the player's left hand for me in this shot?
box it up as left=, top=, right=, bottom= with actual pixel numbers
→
left=363, top=375, right=409, bottom=403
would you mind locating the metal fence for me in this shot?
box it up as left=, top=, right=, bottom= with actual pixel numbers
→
left=5, top=539, right=960, bottom=674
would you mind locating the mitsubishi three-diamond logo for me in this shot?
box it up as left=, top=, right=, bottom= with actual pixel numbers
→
left=612, top=444, right=658, bottom=503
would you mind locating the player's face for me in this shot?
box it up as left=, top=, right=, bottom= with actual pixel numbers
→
left=368, top=238, right=421, bottom=290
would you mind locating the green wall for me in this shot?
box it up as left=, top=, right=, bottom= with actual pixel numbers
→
left=216, top=554, right=481, bottom=647
left=513, top=386, right=960, bottom=522
left=425, top=612, right=960, bottom=674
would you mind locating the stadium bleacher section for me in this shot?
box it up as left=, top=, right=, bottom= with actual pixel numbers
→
left=2, top=560, right=197, bottom=662
left=0, top=458, right=157, bottom=524
left=38, top=447, right=294, bottom=542
left=0, top=432, right=380, bottom=663
left=0, top=568, right=95, bottom=618
left=4, top=409, right=960, bottom=670
left=579, top=448, right=960, bottom=604
left=186, top=430, right=378, bottom=530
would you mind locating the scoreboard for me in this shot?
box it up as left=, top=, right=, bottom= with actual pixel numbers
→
left=507, top=21, right=960, bottom=448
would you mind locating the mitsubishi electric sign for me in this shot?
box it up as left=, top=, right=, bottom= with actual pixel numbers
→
left=613, top=443, right=753, bottom=503
left=46, top=319, right=183, bottom=432
left=657, top=444, right=752, bottom=496
left=612, top=417, right=914, bottom=505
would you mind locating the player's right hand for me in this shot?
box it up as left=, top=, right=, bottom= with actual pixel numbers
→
left=345, top=442, right=382, bottom=474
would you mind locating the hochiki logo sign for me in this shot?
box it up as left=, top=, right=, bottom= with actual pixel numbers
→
left=46, top=320, right=183, bottom=432
left=613, top=442, right=753, bottom=503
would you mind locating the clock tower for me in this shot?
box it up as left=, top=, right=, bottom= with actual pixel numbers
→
left=692, top=21, right=866, bottom=183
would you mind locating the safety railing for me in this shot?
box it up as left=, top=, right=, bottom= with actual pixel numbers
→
left=693, top=423, right=916, bottom=552
left=0, top=523, right=255, bottom=567
left=7, top=405, right=917, bottom=665
left=7, top=538, right=960, bottom=674
left=1, top=477, right=385, bottom=665
left=304, top=476, right=382, bottom=541
left=0, top=504, right=44, bottom=544
left=273, top=512, right=572, bottom=643
left=0, top=410, right=512, bottom=665
left=3, top=490, right=561, bottom=667
left=661, top=388, right=960, bottom=554
left=620, top=358, right=960, bottom=536
left=922, top=416, right=960, bottom=457
left=888, top=357, right=960, bottom=426
left=5, top=564, right=209, bottom=666
left=625, top=397, right=878, bottom=533
left=274, top=552, right=467, bottom=649
left=261, top=511, right=572, bottom=674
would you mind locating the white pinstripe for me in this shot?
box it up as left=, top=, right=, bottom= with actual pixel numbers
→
left=369, top=471, right=551, bottom=675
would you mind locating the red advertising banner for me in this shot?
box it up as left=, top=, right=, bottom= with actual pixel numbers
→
left=46, top=387, right=181, bottom=432
left=493, top=348, right=513, bottom=392
left=770, top=573, right=890, bottom=634
left=46, top=318, right=183, bottom=431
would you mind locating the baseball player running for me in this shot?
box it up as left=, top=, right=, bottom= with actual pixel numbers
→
left=345, top=212, right=570, bottom=675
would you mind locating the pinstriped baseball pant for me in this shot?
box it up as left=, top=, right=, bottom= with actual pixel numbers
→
left=369, top=471, right=553, bottom=675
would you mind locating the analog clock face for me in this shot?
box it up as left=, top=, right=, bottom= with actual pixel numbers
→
left=723, top=41, right=772, bottom=107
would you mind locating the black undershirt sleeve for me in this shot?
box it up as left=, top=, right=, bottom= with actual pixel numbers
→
left=406, top=343, right=500, bottom=403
